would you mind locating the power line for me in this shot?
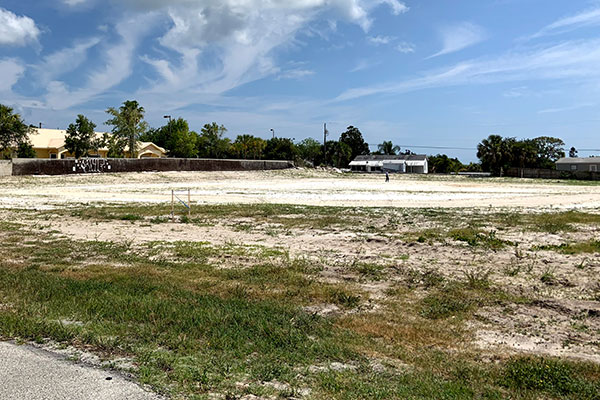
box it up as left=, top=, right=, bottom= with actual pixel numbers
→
left=367, top=144, right=476, bottom=151
left=367, top=144, right=600, bottom=152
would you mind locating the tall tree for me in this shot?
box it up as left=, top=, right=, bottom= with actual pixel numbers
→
left=476, top=134, right=514, bottom=176
left=377, top=140, right=401, bottom=155
left=531, top=136, right=565, bottom=169
left=264, top=137, right=297, bottom=161
left=296, top=138, right=322, bottom=165
left=197, top=122, right=231, bottom=158
left=510, top=139, right=538, bottom=171
left=0, top=104, right=33, bottom=159
left=428, top=154, right=465, bottom=173
left=64, top=115, right=97, bottom=159
left=105, top=100, right=148, bottom=158
left=141, top=118, right=198, bottom=158
left=231, top=134, right=266, bottom=160
left=323, top=140, right=352, bottom=168
left=340, top=126, right=369, bottom=161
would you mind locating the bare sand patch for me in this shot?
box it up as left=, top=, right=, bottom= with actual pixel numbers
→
left=2, top=169, right=600, bottom=209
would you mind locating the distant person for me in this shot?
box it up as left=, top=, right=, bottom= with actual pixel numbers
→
left=385, top=171, right=389, bottom=182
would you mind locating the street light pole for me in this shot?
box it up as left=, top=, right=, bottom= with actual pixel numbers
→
left=270, top=128, right=275, bottom=139
left=163, top=115, right=172, bottom=156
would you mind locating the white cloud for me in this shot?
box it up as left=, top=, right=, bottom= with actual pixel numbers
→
left=0, top=8, right=40, bottom=46
left=368, top=35, right=395, bottom=45
left=62, top=0, right=89, bottom=5
left=538, top=103, right=594, bottom=114
left=396, top=41, right=415, bottom=53
left=34, top=37, right=101, bottom=84
left=428, top=22, right=486, bottom=58
left=350, top=58, right=381, bottom=72
left=277, top=68, right=315, bottom=80
left=337, top=39, right=600, bottom=101
left=136, top=0, right=408, bottom=101
left=45, top=14, right=159, bottom=109
left=0, top=58, right=25, bottom=91
left=531, top=7, right=600, bottom=39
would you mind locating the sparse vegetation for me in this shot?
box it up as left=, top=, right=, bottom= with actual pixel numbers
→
left=1, top=172, right=599, bottom=399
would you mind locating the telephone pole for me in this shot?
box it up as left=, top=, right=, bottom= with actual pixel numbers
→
left=323, top=123, right=328, bottom=161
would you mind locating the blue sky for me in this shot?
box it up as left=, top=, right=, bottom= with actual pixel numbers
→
left=1, top=0, right=599, bottom=161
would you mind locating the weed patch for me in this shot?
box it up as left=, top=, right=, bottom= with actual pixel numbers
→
left=501, top=357, right=600, bottom=399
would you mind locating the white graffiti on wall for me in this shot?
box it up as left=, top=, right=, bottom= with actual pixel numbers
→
left=73, top=158, right=112, bottom=173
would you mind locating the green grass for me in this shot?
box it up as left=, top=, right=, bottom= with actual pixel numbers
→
left=535, top=240, right=600, bottom=254
left=501, top=357, right=600, bottom=399
left=419, top=279, right=515, bottom=320
left=449, top=228, right=509, bottom=250
left=2, top=205, right=600, bottom=399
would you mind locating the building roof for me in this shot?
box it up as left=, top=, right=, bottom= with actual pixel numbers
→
left=29, top=128, right=107, bottom=150
left=556, top=157, right=600, bottom=164
left=352, top=154, right=427, bottom=162
left=28, top=128, right=166, bottom=154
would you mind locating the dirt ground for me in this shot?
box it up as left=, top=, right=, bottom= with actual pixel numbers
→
left=1, top=169, right=600, bottom=209
left=1, top=169, right=599, bottom=366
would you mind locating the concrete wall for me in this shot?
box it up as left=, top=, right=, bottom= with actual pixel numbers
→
left=506, top=167, right=600, bottom=181
left=11, top=158, right=294, bottom=176
left=0, top=160, right=12, bottom=176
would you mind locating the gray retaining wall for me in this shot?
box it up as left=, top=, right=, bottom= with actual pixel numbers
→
left=506, top=167, right=600, bottom=181
left=11, top=158, right=294, bottom=176
left=0, top=160, right=12, bottom=176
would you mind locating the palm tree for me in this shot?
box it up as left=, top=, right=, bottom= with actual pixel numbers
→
left=476, top=134, right=513, bottom=176
left=377, top=140, right=401, bottom=155
left=105, top=100, right=148, bottom=158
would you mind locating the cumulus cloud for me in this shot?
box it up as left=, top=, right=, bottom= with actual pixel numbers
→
left=0, top=8, right=40, bottom=46
left=428, top=22, right=486, bottom=58
left=0, top=58, right=25, bottom=91
left=396, top=41, right=415, bottom=53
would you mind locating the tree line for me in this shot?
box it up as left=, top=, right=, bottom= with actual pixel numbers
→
left=476, top=134, right=569, bottom=176
left=0, top=101, right=576, bottom=174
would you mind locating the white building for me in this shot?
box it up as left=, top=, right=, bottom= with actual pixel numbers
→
left=349, top=155, right=428, bottom=174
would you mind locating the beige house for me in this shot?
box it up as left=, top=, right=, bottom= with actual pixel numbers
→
left=29, top=128, right=166, bottom=159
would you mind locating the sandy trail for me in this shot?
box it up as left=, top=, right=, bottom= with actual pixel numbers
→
left=1, top=170, right=600, bottom=209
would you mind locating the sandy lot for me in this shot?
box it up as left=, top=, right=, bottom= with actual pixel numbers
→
left=1, top=169, right=599, bottom=385
left=1, top=169, right=600, bottom=209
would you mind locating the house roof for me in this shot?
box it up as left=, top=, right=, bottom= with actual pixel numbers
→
left=556, top=157, right=600, bottom=164
left=138, top=142, right=167, bottom=154
left=28, top=129, right=166, bottom=155
left=29, top=128, right=107, bottom=150
left=352, top=154, right=427, bottom=162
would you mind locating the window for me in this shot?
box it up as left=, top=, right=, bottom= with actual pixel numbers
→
left=50, top=153, right=57, bottom=159
left=570, top=165, right=577, bottom=171
left=590, top=165, right=598, bottom=172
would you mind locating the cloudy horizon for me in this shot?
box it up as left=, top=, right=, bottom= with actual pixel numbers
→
left=1, top=1, right=600, bottom=161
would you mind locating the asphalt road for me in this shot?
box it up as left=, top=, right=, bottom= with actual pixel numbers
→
left=0, top=341, right=163, bottom=400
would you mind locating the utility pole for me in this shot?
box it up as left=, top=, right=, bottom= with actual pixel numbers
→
left=323, top=123, right=328, bottom=165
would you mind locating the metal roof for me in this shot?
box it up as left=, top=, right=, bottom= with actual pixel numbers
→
left=352, top=154, right=427, bottom=162
left=556, top=157, right=600, bottom=164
